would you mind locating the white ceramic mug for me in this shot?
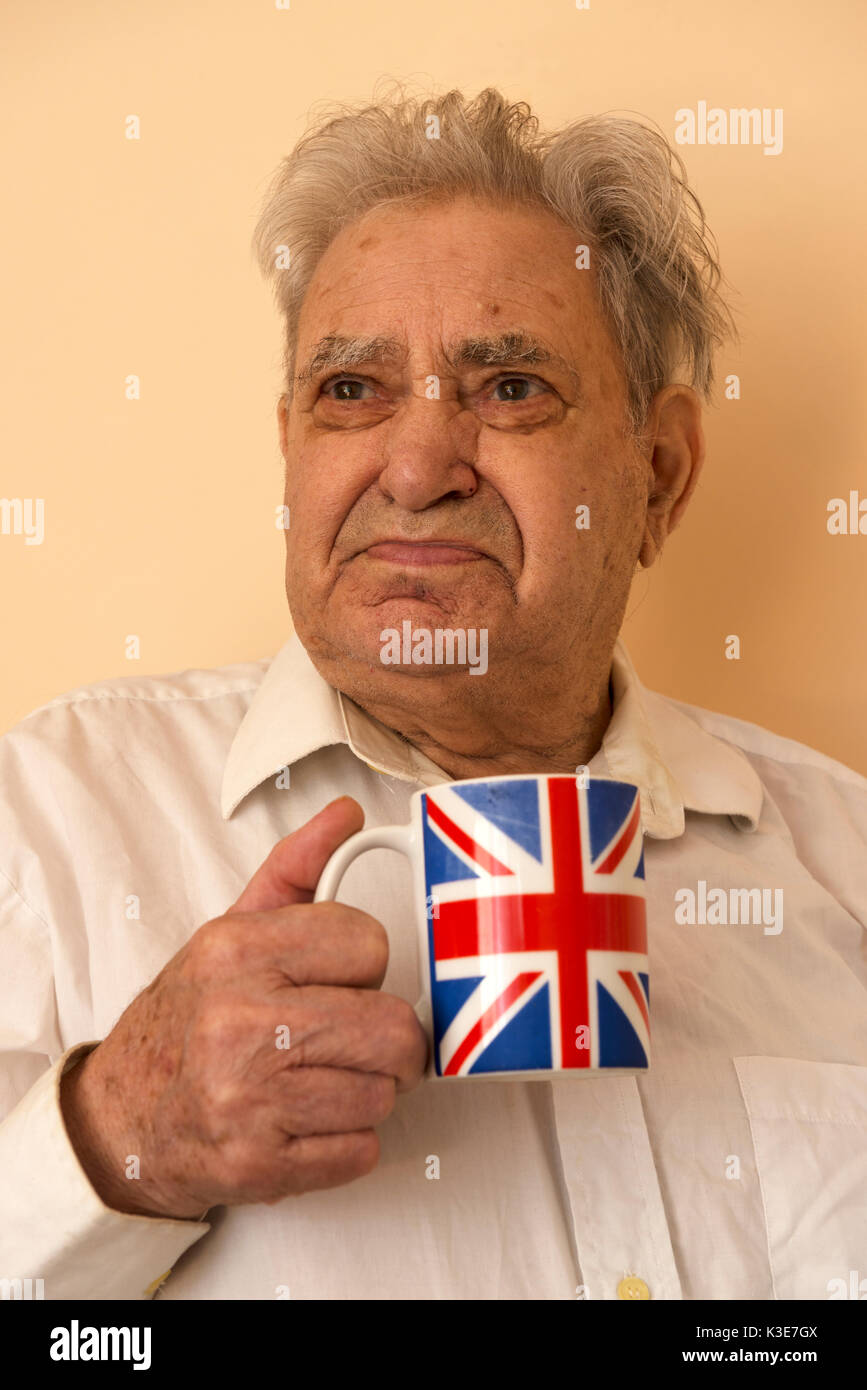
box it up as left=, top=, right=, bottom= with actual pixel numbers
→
left=315, top=772, right=649, bottom=1080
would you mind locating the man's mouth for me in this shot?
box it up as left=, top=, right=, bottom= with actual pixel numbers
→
left=362, top=540, right=487, bottom=567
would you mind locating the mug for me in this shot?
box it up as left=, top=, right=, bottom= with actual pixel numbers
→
left=314, top=773, right=649, bottom=1080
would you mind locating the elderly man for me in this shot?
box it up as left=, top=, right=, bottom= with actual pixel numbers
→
left=1, top=87, right=865, bottom=1304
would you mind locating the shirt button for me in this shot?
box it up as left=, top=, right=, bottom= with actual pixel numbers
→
left=617, top=1275, right=651, bottom=1300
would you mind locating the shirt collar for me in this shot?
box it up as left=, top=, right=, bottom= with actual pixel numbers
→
left=221, top=631, right=763, bottom=838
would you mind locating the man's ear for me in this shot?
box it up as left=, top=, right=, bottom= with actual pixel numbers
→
left=636, top=385, right=705, bottom=569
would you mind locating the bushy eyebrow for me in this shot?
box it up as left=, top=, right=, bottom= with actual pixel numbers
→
left=445, top=332, right=582, bottom=398
left=294, top=330, right=582, bottom=398
left=295, top=334, right=402, bottom=386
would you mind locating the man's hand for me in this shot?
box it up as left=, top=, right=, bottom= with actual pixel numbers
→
left=60, top=797, right=428, bottom=1219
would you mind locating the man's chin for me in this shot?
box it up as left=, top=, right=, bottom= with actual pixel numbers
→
left=303, top=605, right=496, bottom=685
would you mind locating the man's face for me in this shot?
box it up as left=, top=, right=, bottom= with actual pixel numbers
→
left=279, top=194, right=652, bottom=704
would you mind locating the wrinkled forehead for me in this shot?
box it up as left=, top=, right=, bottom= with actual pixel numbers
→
left=293, top=194, right=620, bottom=387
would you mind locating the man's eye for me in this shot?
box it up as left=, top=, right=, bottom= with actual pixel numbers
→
left=322, top=377, right=373, bottom=401
left=318, top=374, right=548, bottom=405
left=491, top=376, right=547, bottom=402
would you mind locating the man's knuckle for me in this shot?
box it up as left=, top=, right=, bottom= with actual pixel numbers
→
left=302, top=903, right=388, bottom=976
left=212, top=1141, right=274, bottom=1197
left=190, top=917, right=241, bottom=975
left=325, top=906, right=388, bottom=969
left=190, top=991, right=248, bottom=1056
left=369, top=1074, right=396, bottom=1123
left=360, top=914, right=390, bottom=971
left=388, top=996, right=425, bottom=1052
left=193, top=1072, right=240, bottom=1127
left=348, top=1129, right=381, bottom=1176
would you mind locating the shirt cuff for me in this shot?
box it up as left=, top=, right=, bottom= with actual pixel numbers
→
left=0, top=1042, right=211, bottom=1299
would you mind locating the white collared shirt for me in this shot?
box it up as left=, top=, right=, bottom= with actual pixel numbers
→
left=1, top=634, right=866, bottom=1301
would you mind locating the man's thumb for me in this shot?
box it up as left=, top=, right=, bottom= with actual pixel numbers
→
left=227, top=796, right=365, bottom=915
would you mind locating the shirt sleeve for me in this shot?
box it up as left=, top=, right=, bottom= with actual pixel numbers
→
left=0, top=873, right=211, bottom=1300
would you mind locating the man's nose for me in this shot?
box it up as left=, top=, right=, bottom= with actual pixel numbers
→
left=376, top=396, right=479, bottom=511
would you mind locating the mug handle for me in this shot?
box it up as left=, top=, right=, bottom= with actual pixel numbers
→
left=313, top=824, right=432, bottom=1034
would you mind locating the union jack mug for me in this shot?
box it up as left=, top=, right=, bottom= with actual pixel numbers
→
left=314, top=773, right=649, bottom=1080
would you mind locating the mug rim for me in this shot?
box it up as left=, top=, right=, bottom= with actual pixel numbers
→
left=415, top=771, right=640, bottom=795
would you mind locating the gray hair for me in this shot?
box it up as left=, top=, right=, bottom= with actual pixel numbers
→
left=251, top=82, right=736, bottom=437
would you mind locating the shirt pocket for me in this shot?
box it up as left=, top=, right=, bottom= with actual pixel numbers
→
left=733, top=1056, right=867, bottom=1300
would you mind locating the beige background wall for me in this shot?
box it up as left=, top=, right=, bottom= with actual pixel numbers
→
left=2, top=0, right=865, bottom=771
